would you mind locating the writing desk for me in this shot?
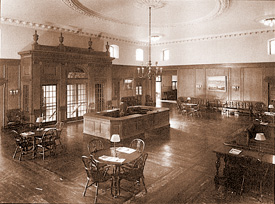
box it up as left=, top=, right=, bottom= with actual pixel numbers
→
left=213, top=145, right=275, bottom=198
left=93, top=147, right=141, bottom=197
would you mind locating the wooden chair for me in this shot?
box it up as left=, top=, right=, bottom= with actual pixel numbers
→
left=88, top=139, right=105, bottom=155
left=54, top=122, right=64, bottom=150
left=82, top=155, right=112, bottom=204
left=130, top=138, right=145, bottom=153
left=118, top=153, right=148, bottom=194
left=11, top=130, right=33, bottom=161
left=36, top=128, right=56, bottom=160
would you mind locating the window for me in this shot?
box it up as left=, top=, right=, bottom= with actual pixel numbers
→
left=136, top=84, right=142, bottom=95
left=42, top=85, right=57, bottom=122
left=156, top=75, right=162, bottom=82
left=67, top=84, right=87, bottom=119
left=172, top=75, right=177, bottom=90
left=163, top=49, right=169, bottom=61
left=136, top=48, right=144, bottom=61
left=110, top=44, right=119, bottom=58
left=269, top=39, right=275, bottom=55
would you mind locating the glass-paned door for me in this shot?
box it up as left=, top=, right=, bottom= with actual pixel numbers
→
left=42, top=85, right=57, bottom=122
left=67, top=84, right=87, bottom=120
left=95, top=83, right=104, bottom=112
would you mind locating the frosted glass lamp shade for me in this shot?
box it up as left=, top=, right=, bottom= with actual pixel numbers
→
left=36, top=117, right=43, bottom=123
left=268, top=104, right=274, bottom=109
left=255, top=133, right=266, bottom=141
left=111, top=134, right=120, bottom=143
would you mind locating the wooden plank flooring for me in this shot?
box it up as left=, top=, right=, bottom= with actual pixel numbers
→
left=0, top=103, right=274, bottom=203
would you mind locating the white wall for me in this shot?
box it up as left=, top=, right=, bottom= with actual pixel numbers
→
left=1, top=23, right=275, bottom=65
left=153, top=31, right=275, bottom=66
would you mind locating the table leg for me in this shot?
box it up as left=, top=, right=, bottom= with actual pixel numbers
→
left=214, top=153, right=221, bottom=190
left=111, top=165, right=120, bottom=198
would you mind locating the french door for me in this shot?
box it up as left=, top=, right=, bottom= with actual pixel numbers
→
left=42, top=85, right=57, bottom=122
left=67, top=84, right=87, bottom=120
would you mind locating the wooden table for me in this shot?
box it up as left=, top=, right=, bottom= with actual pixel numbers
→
left=93, top=147, right=141, bottom=197
left=213, top=145, right=275, bottom=197
left=20, top=129, right=44, bottom=158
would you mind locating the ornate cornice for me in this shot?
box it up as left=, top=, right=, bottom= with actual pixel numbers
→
left=0, top=17, right=145, bottom=45
left=154, top=29, right=275, bottom=46
left=1, top=17, right=274, bottom=46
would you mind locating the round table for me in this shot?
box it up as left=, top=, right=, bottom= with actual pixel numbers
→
left=93, top=147, right=141, bottom=197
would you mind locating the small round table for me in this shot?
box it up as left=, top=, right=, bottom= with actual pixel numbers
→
left=93, top=147, right=141, bottom=197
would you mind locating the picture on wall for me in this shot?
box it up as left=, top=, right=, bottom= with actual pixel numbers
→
left=207, top=76, right=227, bottom=92
left=124, top=79, right=133, bottom=90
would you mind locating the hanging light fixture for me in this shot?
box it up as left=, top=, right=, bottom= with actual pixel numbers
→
left=137, top=6, right=162, bottom=80
left=260, top=17, right=275, bottom=27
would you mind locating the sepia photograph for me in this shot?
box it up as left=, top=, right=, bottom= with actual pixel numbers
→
left=0, top=0, right=274, bottom=203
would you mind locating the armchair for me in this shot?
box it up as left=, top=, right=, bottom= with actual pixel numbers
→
left=82, top=155, right=112, bottom=204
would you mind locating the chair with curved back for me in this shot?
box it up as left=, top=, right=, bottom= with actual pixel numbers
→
left=36, top=128, right=56, bottom=160
left=82, top=155, right=112, bottom=204
left=55, top=121, right=64, bottom=150
left=118, top=153, right=148, bottom=194
left=11, top=130, right=33, bottom=161
left=88, top=139, right=105, bottom=155
left=130, top=138, right=145, bottom=153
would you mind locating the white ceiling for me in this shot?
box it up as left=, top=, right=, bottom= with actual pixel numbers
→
left=1, top=0, right=275, bottom=44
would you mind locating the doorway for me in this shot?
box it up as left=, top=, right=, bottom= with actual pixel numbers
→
left=156, top=75, right=162, bottom=107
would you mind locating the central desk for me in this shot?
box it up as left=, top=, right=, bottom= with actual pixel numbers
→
left=83, top=106, right=170, bottom=140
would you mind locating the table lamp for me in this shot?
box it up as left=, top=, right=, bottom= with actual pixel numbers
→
left=36, top=116, right=43, bottom=130
left=268, top=104, right=274, bottom=112
left=110, top=134, right=120, bottom=156
left=255, top=133, right=266, bottom=153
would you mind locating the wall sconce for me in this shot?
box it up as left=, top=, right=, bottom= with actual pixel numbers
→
left=196, top=84, right=202, bottom=89
left=232, top=86, right=240, bottom=91
left=9, top=89, right=19, bottom=95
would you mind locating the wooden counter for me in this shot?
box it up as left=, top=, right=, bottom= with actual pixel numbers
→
left=83, top=106, right=170, bottom=140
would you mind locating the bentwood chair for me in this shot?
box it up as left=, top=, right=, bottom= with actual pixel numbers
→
left=82, top=155, right=112, bottom=204
left=130, top=138, right=145, bottom=153
left=36, top=128, right=56, bottom=160
left=119, top=153, right=148, bottom=194
left=11, top=130, right=33, bottom=161
left=88, top=139, right=105, bottom=155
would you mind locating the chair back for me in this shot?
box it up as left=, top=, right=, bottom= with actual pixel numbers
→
left=81, top=155, right=110, bottom=182
left=88, top=139, right=104, bottom=155
left=133, top=153, right=148, bottom=171
left=55, top=122, right=64, bottom=131
left=41, top=128, right=56, bottom=143
left=130, top=138, right=145, bottom=153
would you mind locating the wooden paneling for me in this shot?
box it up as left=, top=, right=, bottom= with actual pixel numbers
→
left=243, top=68, right=262, bottom=101
left=178, top=68, right=196, bottom=97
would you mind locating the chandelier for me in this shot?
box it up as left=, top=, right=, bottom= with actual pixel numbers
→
left=137, top=6, right=162, bottom=80
left=260, top=17, right=275, bottom=27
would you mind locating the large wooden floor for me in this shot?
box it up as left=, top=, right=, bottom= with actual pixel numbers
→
left=0, top=102, right=274, bottom=204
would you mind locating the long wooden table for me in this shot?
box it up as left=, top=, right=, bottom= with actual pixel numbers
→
left=213, top=145, right=275, bottom=199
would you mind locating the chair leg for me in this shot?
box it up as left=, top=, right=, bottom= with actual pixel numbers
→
left=13, top=146, right=18, bottom=159
left=94, top=182, right=99, bottom=204
left=19, top=149, right=23, bottom=161
left=141, top=177, right=147, bottom=193
left=43, top=147, right=45, bottom=160
left=83, top=179, right=89, bottom=196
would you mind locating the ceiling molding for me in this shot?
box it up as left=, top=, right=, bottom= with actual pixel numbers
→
left=1, top=16, right=274, bottom=46
left=154, top=29, right=275, bottom=46
left=0, top=17, right=145, bottom=45
left=61, top=0, right=230, bottom=28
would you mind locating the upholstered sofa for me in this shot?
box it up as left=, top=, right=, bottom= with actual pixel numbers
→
left=222, top=101, right=267, bottom=116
